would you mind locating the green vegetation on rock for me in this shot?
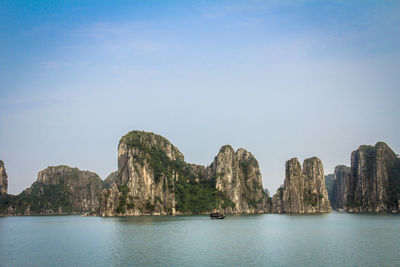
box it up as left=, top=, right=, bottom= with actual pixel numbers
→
left=2, top=182, right=74, bottom=215
left=116, top=185, right=130, bottom=214
left=240, top=156, right=259, bottom=180
left=175, top=177, right=235, bottom=213
left=1, top=165, right=103, bottom=216
left=303, top=189, right=319, bottom=207
left=119, top=131, right=236, bottom=214
left=122, top=131, right=185, bottom=183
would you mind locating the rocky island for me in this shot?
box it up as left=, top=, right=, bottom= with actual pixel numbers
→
left=327, top=142, right=400, bottom=213
left=271, top=157, right=332, bottom=213
left=100, top=131, right=269, bottom=216
left=1, top=132, right=399, bottom=216
left=0, top=165, right=103, bottom=215
left=1, top=131, right=270, bottom=216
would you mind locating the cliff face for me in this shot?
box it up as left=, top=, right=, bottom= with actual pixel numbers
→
left=100, top=131, right=183, bottom=216
left=347, top=142, right=400, bottom=212
left=302, top=158, right=332, bottom=212
left=207, top=145, right=269, bottom=214
left=1, top=166, right=103, bottom=215
left=325, top=174, right=334, bottom=204
left=100, top=131, right=270, bottom=216
left=331, top=165, right=351, bottom=209
left=271, top=186, right=284, bottom=213
left=103, top=171, right=118, bottom=188
left=271, top=157, right=332, bottom=213
left=0, top=160, right=7, bottom=195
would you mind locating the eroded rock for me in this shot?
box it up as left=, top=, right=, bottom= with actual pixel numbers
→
left=0, top=160, right=7, bottom=195
left=271, top=157, right=331, bottom=213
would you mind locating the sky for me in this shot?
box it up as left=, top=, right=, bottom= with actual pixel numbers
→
left=1, top=0, right=400, bottom=195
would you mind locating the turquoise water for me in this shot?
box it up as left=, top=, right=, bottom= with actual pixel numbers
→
left=0, top=213, right=399, bottom=267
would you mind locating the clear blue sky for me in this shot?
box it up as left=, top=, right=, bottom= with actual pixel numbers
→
left=1, top=0, right=399, bottom=195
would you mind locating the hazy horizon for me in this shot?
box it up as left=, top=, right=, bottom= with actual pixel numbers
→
left=1, top=1, right=400, bottom=195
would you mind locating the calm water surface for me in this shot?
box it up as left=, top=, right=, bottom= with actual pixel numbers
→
left=0, top=212, right=399, bottom=267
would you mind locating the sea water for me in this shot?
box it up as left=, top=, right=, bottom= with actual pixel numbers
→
left=0, top=212, right=399, bottom=266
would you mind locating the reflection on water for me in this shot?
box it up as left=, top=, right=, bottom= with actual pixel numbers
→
left=1, top=213, right=399, bottom=266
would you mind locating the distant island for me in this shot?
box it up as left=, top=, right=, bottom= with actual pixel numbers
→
left=1, top=131, right=399, bottom=216
left=325, top=142, right=400, bottom=213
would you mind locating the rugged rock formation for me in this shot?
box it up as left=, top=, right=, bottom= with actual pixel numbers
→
left=271, top=157, right=332, bottom=213
left=100, top=183, right=120, bottom=217
left=206, top=145, right=269, bottom=214
left=325, top=174, right=334, bottom=204
left=263, top=188, right=270, bottom=198
left=100, top=131, right=183, bottom=216
left=347, top=142, right=400, bottom=212
left=103, top=171, right=118, bottom=188
left=0, top=160, right=7, bottom=195
left=3, top=136, right=399, bottom=216
left=1, top=166, right=103, bottom=215
left=324, top=142, right=400, bottom=213
left=271, top=185, right=284, bottom=213
left=100, top=131, right=270, bottom=216
left=330, top=165, right=351, bottom=209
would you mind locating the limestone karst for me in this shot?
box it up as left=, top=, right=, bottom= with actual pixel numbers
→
left=205, top=145, right=269, bottom=214
left=271, top=157, right=332, bottom=213
left=346, top=142, right=400, bottom=212
left=324, top=174, right=334, bottom=204
left=326, top=142, right=400, bottom=213
left=2, top=133, right=399, bottom=216
left=330, top=165, right=351, bottom=209
left=103, top=171, right=118, bottom=188
left=1, top=166, right=103, bottom=215
left=100, top=131, right=269, bottom=216
left=0, top=160, right=7, bottom=195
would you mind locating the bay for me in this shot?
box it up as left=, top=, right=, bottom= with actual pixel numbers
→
left=0, top=213, right=399, bottom=267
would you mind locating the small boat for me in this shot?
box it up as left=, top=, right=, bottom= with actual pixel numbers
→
left=210, top=212, right=225, bottom=219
